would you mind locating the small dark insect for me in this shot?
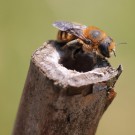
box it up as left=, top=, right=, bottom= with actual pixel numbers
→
left=53, top=21, right=116, bottom=58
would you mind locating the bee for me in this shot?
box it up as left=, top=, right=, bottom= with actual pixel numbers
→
left=53, top=21, right=116, bottom=58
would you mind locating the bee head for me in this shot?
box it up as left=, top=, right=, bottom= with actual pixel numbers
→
left=98, top=37, right=116, bottom=58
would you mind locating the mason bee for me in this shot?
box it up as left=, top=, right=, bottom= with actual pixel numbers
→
left=53, top=21, right=116, bottom=58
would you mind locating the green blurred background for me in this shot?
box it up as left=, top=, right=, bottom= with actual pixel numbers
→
left=0, top=0, right=135, bottom=134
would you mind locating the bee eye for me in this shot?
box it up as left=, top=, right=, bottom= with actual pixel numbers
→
left=98, top=43, right=110, bottom=58
left=98, top=37, right=112, bottom=58
left=90, top=30, right=101, bottom=39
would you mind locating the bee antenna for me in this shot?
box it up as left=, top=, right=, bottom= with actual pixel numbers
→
left=117, top=42, right=127, bottom=45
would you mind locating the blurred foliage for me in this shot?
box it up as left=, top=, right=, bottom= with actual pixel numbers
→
left=0, top=0, right=135, bottom=135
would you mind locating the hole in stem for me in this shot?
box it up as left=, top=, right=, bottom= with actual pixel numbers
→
left=59, top=47, right=111, bottom=72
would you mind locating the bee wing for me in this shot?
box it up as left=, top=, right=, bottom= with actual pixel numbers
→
left=53, top=21, right=88, bottom=40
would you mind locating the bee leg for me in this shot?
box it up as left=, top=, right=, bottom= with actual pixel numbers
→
left=62, top=39, right=82, bottom=59
left=65, top=39, right=85, bottom=48
left=63, top=39, right=81, bottom=49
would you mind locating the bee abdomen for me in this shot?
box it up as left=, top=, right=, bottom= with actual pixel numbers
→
left=57, top=30, right=76, bottom=42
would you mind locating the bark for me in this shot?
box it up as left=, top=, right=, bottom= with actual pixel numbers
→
left=12, top=40, right=122, bottom=135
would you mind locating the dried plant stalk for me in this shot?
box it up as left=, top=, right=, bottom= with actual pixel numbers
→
left=13, top=40, right=122, bottom=135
